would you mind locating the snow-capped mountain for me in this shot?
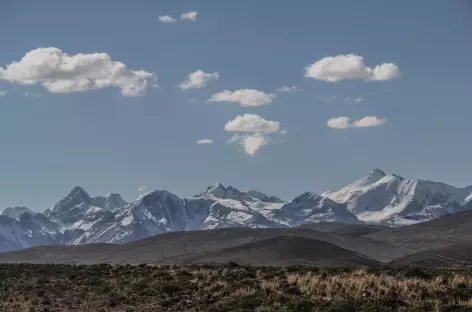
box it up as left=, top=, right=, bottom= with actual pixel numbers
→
left=1, top=207, right=34, bottom=220
left=196, top=183, right=286, bottom=229
left=269, top=192, right=361, bottom=226
left=323, top=169, right=472, bottom=226
left=197, top=182, right=283, bottom=204
left=0, top=170, right=471, bottom=252
left=0, top=183, right=293, bottom=252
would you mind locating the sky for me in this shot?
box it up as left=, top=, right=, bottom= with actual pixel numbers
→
left=0, top=0, right=471, bottom=211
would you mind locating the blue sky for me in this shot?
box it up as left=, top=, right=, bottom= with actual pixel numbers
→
left=0, top=0, right=471, bottom=211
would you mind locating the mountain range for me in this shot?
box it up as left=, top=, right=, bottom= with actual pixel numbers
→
left=0, top=168, right=471, bottom=253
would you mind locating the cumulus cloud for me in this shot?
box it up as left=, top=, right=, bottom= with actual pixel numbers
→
left=181, top=11, right=198, bottom=21
left=322, top=95, right=364, bottom=103
left=196, top=139, right=213, bottom=144
left=159, top=15, right=177, bottom=23
left=208, top=89, right=276, bottom=107
left=150, top=76, right=160, bottom=89
left=224, top=114, right=281, bottom=134
left=159, top=11, right=198, bottom=23
left=276, top=86, right=300, bottom=93
left=225, top=114, right=284, bottom=156
left=229, top=133, right=270, bottom=156
left=343, top=96, right=364, bottom=102
left=0, top=47, right=155, bottom=96
left=24, top=92, right=41, bottom=98
left=0, top=90, right=7, bottom=97
left=137, top=186, right=148, bottom=194
left=327, top=116, right=386, bottom=129
left=327, top=116, right=351, bottom=129
left=179, top=70, right=219, bottom=90
left=305, top=54, right=400, bottom=82
left=353, top=116, right=386, bottom=128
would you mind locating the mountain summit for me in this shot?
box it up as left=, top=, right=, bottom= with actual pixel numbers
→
left=324, top=169, right=471, bottom=225
left=1, top=207, right=34, bottom=220
left=199, top=182, right=283, bottom=203
left=52, top=186, right=91, bottom=212
left=0, top=170, right=471, bottom=253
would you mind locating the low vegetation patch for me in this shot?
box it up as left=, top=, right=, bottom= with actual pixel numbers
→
left=1, top=264, right=472, bottom=311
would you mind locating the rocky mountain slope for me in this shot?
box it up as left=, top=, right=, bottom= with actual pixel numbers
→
left=0, top=226, right=385, bottom=266
left=0, top=169, right=470, bottom=253
left=323, top=169, right=472, bottom=226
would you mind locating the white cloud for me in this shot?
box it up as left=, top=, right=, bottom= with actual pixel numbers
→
left=159, top=15, right=177, bottom=23
left=327, top=115, right=386, bottom=129
left=327, top=116, right=351, bottom=129
left=208, top=89, right=276, bottom=107
left=24, top=92, right=41, bottom=98
left=224, top=114, right=281, bottom=134
left=229, top=133, right=270, bottom=156
left=322, top=95, right=336, bottom=102
left=0, top=90, right=7, bottom=97
left=343, top=96, right=364, bottom=102
left=150, top=76, right=160, bottom=89
left=225, top=114, right=287, bottom=156
left=353, top=116, right=386, bottom=128
left=0, top=47, right=155, bottom=96
left=305, top=54, right=400, bottom=82
left=159, top=11, right=198, bottom=23
left=225, top=114, right=284, bottom=156
left=196, top=139, right=213, bottom=144
left=276, top=86, right=299, bottom=93
left=137, top=186, right=148, bottom=193
left=181, top=11, right=198, bottom=21
left=179, top=70, right=219, bottom=90
left=372, top=63, right=400, bottom=81
left=323, top=95, right=364, bottom=103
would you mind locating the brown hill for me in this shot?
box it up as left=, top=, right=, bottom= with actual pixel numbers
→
left=159, top=235, right=382, bottom=267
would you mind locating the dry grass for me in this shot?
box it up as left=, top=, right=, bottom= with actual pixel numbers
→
left=1, top=264, right=472, bottom=311
left=295, top=268, right=471, bottom=302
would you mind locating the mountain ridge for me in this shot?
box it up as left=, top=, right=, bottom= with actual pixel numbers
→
left=0, top=169, right=470, bottom=253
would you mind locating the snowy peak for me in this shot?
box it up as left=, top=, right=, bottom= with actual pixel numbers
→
left=52, top=186, right=91, bottom=212
left=113, top=189, right=187, bottom=238
left=370, top=168, right=387, bottom=178
left=1, top=207, right=34, bottom=220
left=91, top=193, right=127, bottom=210
left=323, top=169, right=472, bottom=226
left=2, top=172, right=472, bottom=254
left=68, top=186, right=91, bottom=201
left=244, top=190, right=283, bottom=203
left=291, top=192, right=323, bottom=204
left=466, top=193, right=472, bottom=205
left=52, top=187, right=128, bottom=215
left=363, top=168, right=388, bottom=185
left=271, top=192, right=361, bottom=226
left=323, top=169, right=399, bottom=204
left=104, top=193, right=127, bottom=210
left=201, top=182, right=228, bottom=198
left=289, top=192, right=348, bottom=214
left=199, top=182, right=247, bottom=200
left=137, top=189, right=181, bottom=204
left=198, top=182, right=282, bottom=203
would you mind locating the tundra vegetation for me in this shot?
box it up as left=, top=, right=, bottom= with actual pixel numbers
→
left=2, top=263, right=472, bottom=311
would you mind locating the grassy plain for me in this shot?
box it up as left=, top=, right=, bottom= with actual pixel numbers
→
left=2, top=264, right=472, bottom=311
